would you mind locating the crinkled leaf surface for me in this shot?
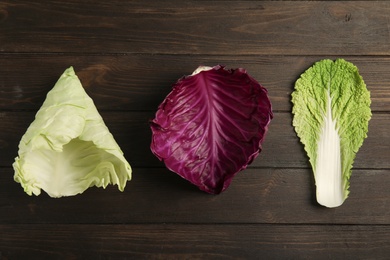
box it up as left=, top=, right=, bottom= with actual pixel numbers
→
left=13, top=67, right=132, bottom=197
left=292, top=59, right=371, bottom=207
left=150, top=65, right=273, bottom=194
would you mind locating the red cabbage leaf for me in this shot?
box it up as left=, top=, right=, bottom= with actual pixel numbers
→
left=150, top=65, right=273, bottom=194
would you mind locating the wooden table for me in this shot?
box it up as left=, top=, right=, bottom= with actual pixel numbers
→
left=1, top=1, right=389, bottom=259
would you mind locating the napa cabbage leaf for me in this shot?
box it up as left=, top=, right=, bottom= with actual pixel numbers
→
left=292, top=59, right=371, bottom=207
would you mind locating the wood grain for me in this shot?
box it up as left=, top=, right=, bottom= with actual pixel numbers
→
left=1, top=1, right=390, bottom=55
left=1, top=0, right=389, bottom=258
left=1, top=224, right=389, bottom=259
left=0, top=55, right=389, bottom=112
left=0, top=111, right=388, bottom=169
left=1, top=168, right=389, bottom=225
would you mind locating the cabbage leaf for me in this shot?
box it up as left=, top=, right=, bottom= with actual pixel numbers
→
left=292, top=59, right=371, bottom=207
left=13, top=67, right=132, bottom=197
left=150, top=65, right=273, bottom=194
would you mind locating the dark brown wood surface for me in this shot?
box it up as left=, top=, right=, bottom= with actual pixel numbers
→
left=1, top=1, right=389, bottom=259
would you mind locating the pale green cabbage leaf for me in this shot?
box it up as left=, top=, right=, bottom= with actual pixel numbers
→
left=292, top=59, right=371, bottom=208
left=13, top=67, right=132, bottom=197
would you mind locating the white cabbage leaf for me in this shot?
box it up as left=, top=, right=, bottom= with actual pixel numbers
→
left=13, top=67, right=132, bottom=197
